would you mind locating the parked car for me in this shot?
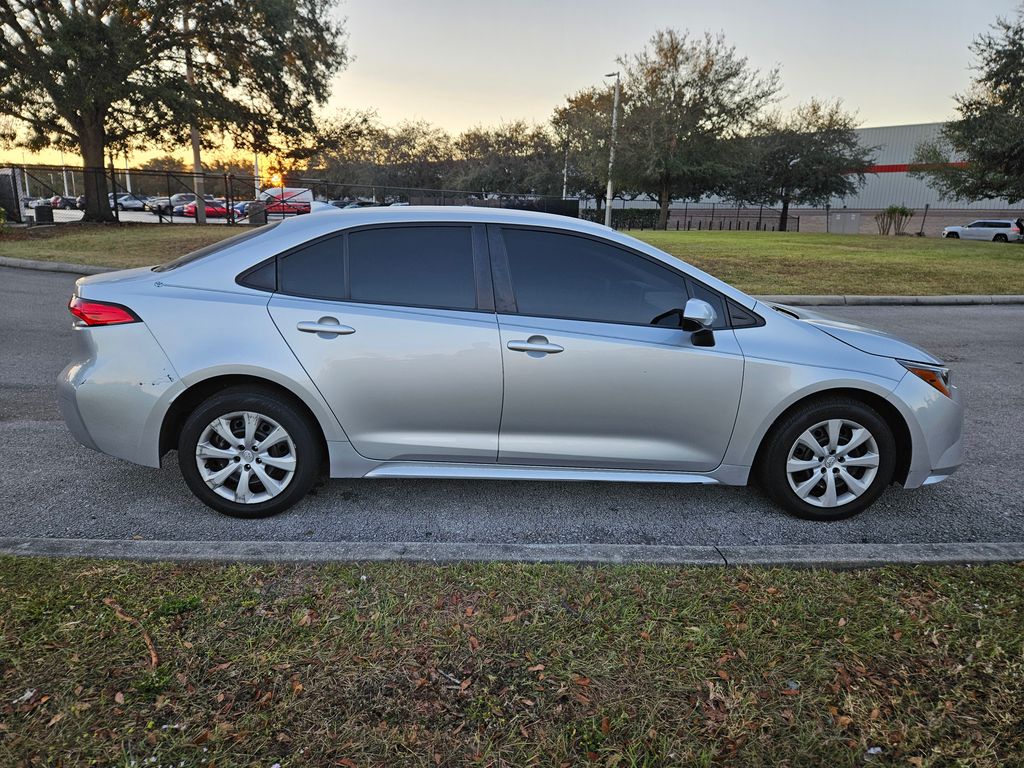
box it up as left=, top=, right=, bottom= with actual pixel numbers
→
left=110, top=193, right=149, bottom=211
left=231, top=200, right=257, bottom=218
left=149, top=193, right=214, bottom=216
left=342, top=200, right=381, bottom=209
left=26, top=196, right=53, bottom=208
left=59, top=208, right=962, bottom=521
left=259, top=187, right=312, bottom=215
left=942, top=219, right=1023, bottom=242
left=183, top=199, right=229, bottom=219
left=48, top=195, right=79, bottom=210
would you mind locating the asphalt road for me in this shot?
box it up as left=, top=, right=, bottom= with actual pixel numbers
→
left=1, top=264, right=1022, bottom=546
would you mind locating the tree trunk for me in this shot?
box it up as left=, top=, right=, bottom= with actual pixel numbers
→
left=657, top=180, right=671, bottom=230
left=778, top=195, right=790, bottom=232
left=79, top=118, right=115, bottom=223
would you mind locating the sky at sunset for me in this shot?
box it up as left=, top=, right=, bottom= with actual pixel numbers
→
left=3, top=0, right=1018, bottom=166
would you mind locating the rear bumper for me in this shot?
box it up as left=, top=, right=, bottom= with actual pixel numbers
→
left=58, top=322, right=180, bottom=468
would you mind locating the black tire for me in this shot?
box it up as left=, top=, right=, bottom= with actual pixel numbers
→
left=756, top=397, right=896, bottom=521
left=946, top=232, right=959, bottom=239
left=116, top=203, right=124, bottom=211
left=178, top=386, right=322, bottom=518
left=994, top=233, right=1008, bottom=242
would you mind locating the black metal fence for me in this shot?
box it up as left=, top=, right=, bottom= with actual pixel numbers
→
left=3, top=162, right=799, bottom=231
left=1, top=163, right=580, bottom=225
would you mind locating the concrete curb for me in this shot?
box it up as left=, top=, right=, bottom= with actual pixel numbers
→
left=1, top=537, right=1022, bottom=568
left=0, top=255, right=110, bottom=275
left=1, top=255, right=1022, bottom=305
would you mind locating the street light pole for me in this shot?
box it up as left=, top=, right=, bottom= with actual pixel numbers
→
left=604, top=71, right=620, bottom=228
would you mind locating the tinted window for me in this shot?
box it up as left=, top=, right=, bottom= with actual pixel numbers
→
left=279, top=235, right=345, bottom=300
left=501, top=228, right=692, bottom=327
left=348, top=226, right=476, bottom=309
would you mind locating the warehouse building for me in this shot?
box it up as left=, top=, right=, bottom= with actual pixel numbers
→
left=801, top=122, right=1021, bottom=235
left=647, top=122, right=1023, bottom=235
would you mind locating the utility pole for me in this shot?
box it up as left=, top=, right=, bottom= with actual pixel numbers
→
left=124, top=152, right=132, bottom=194
left=183, top=11, right=206, bottom=224
left=253, top=153, right=260, bottom=200
left=604, top=71, right=621, bottom=228
left=561, top=140, right=569, bottom=200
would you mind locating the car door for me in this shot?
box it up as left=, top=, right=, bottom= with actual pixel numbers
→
left=963, top=221, right=987, bottom=240
left=490, top=225, right=745, bottom=472
left=268, top=224, right=503, bottom=462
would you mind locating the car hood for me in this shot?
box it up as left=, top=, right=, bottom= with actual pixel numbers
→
left=768, top=304, right=943, bottom=365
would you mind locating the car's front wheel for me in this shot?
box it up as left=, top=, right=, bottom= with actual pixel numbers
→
left=946, top=232, right=959, bottom=239
left=757, top=397, right=896, bottom=520
left=178, top=387, right=321, bottom=518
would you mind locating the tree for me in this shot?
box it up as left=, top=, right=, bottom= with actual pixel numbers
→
left=616, top=30, right=780, bottom=229
left=729, top=100, right=874, bottom=231
left=449, top=121, right=560, bottom=196
left=911, top=10, right=1024, bottom=203
left=0, top=0, right=348, bottom=222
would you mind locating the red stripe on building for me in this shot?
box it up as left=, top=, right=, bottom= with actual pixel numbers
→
left=862, top=162, right=968, bottom=174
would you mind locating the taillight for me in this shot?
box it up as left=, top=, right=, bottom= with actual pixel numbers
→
left=68, top=296, right=140, bottom=326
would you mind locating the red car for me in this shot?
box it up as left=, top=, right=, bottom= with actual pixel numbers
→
left=183, top=199, right=229, bottom=219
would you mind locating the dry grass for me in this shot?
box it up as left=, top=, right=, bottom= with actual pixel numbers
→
left=2, top=557, right=1022, bottom=766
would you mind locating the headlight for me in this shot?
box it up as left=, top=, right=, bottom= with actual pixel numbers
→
left=899, top=360, right=952, bottom=398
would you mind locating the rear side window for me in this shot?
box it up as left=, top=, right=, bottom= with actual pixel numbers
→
left=275, top=225, right=478, bottom=310
left=348, top=226, right=476, bottom=309
left=154, top=221, right=282, bottom=272
left=279, top=236, right=344, bottom=299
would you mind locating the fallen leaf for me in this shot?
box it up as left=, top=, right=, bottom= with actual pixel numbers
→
left=716, top=670, right=730, bottom=681
left=600, top=716, right=610, bottom=734
left=46, top=713, right=65, bottom=727
left=469, top=636, right=479, bottom=652
left=527, top=664, right=545, bottom=673
left=838, top=617, right=847, bottom=627
left=459, top=678, right=472, bottom=692
left=114, top=692, right=125, bottom=705
left=575, top=676, right=590, bottom=687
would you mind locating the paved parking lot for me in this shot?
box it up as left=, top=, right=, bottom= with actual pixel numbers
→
left=1, top=264, right=1022, bottom=546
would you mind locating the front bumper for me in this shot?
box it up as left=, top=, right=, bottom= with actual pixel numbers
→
left=893, top=371, right=964, bottom=489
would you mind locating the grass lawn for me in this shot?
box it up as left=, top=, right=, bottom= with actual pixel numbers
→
left=1, top=222, right=1023, bottom=295
left=0, top=223, right=233, bottom=269
left=635, top=230, right=1024, bottom=296
left=1, top=557, right=1022, bottom=766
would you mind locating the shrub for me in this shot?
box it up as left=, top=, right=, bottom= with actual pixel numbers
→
left=580, top=207, right=661, bottom=229
left=874, top=204, right=914, bottom=235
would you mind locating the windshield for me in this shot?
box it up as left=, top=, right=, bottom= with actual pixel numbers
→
left=152, top=221, right=282, bottom=272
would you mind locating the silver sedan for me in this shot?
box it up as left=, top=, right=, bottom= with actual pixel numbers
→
left=59, top=208, right=963, bottom=520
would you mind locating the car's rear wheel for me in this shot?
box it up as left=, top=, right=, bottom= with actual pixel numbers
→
left=994, top=233, right=1008, bottom=242
left=757, top=397, right=896, bottom=520
left=178, top=387, right=321, bottom=518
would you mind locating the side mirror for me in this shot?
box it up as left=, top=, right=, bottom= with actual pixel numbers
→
left=681, top=298, right=716, bottom=347
left=681, top=298, right=716, bottom=331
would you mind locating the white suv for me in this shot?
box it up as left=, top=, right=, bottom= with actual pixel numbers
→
left=942, top=219, right=1023, bottom=242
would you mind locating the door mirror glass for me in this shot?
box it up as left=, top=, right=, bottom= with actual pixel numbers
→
left=682, top=298, right=716, bottom=331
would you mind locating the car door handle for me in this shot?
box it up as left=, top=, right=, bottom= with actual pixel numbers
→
left=507, top=336, right=564, bottom=354
left=296, top=319, right=356, bottom=336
